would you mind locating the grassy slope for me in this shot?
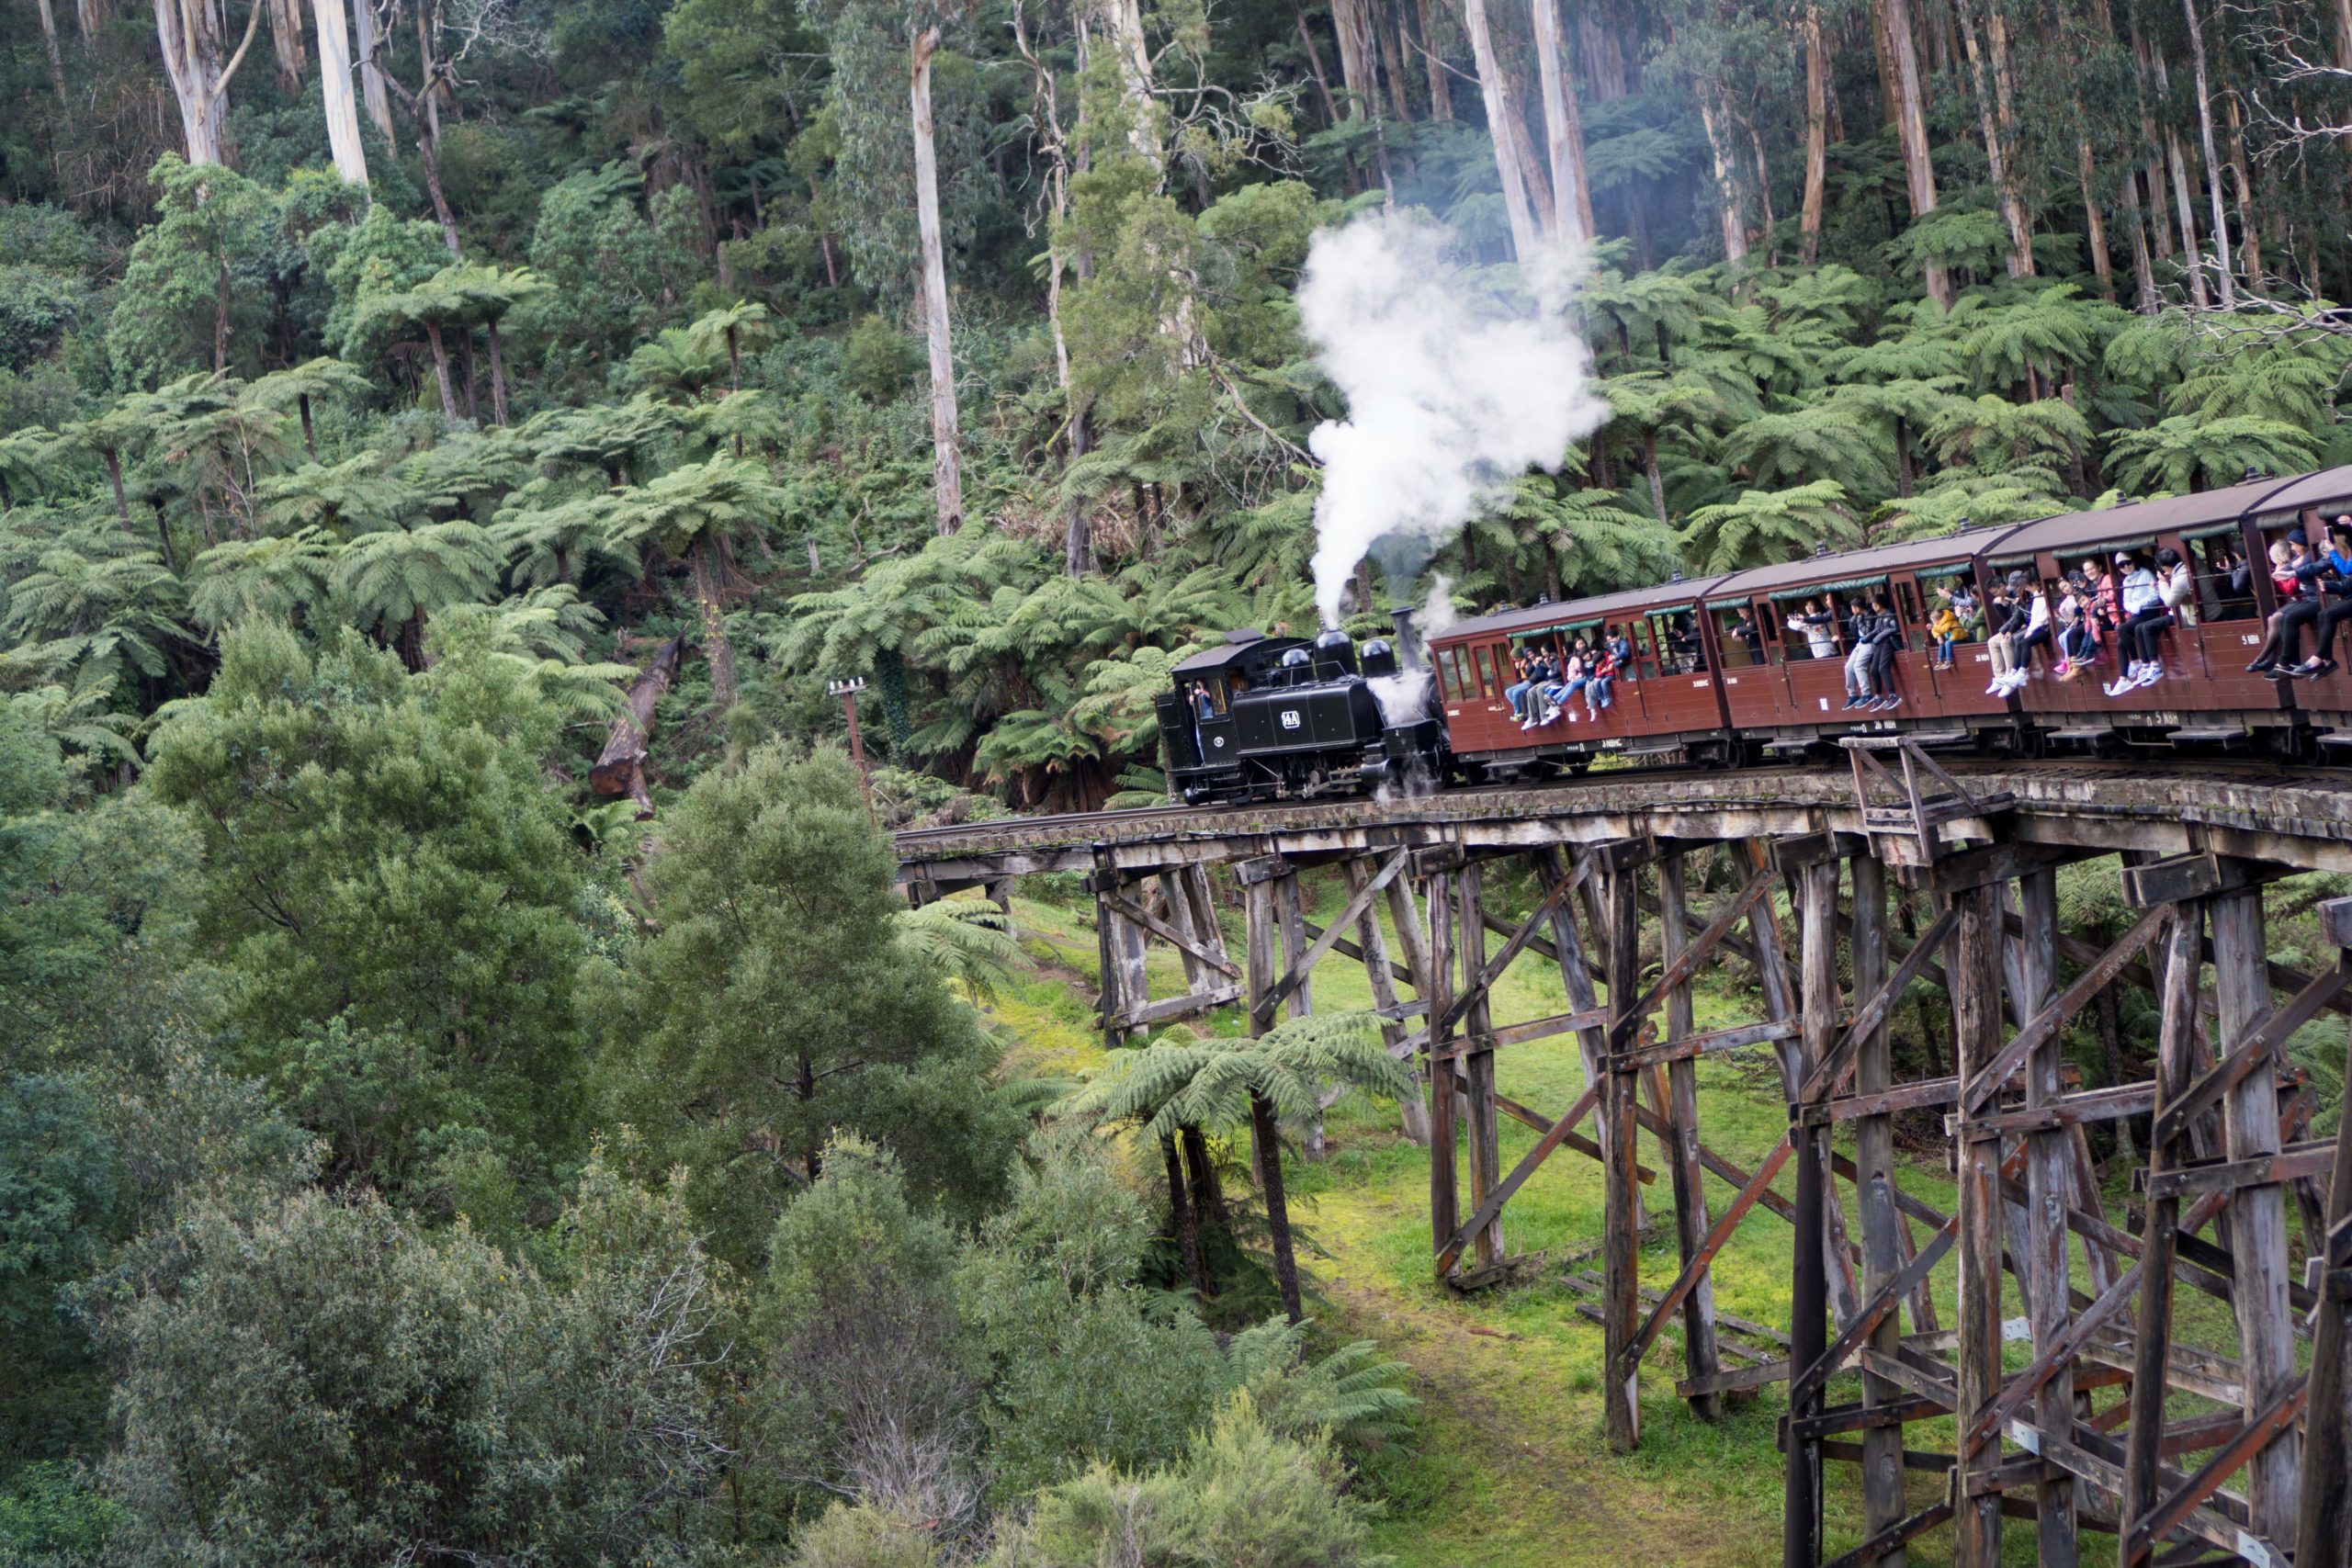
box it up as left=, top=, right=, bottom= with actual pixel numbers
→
left=985, top=875, right=2243, bottom=1568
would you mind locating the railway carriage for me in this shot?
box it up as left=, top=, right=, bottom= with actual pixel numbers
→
left=1157, top=462, right=2352, bottom=800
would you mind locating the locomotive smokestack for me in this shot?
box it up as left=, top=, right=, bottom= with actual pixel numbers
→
left=1387, top=604, right=1420, bottom=669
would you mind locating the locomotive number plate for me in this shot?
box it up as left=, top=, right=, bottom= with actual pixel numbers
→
left=1280, top=710, right=1302, bottom=729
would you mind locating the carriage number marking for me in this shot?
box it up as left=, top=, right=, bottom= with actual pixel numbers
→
left=1280, top=710, right=1302, bottom=729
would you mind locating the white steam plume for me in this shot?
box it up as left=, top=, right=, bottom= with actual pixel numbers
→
left=1300, top=212, right=1608, bottom=628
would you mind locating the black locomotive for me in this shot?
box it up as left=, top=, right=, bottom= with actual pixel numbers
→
left=1155, top=619, right=1451, bottom=805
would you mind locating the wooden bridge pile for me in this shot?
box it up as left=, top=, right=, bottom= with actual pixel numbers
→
left=897, top=759, right=2352, bottom=1567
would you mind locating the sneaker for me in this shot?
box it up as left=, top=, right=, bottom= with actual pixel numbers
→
left=1843, top=695, right=1863, bottom=710
left=2305, top=658, right=2341, bottom=681
left=2135, top=664, right=2165, bottom=688
left=2104, top=676, right=2136, bottom=698
left=1877, top=694, right=1902, bottom=711
left=2247, top=655, right=2278, bottom=674
left=2262, top=662, right=2296, bottom=682
left=2053, top=660, right=2071, bottom=679
left=1541, top=707, right=1561, bottom=725
left=1985, top=680, right=2006, bottom=697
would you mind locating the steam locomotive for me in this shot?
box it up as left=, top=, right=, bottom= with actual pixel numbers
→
left=1154, top=611, right=1452, bottom=805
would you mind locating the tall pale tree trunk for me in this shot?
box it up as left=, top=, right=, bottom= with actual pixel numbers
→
left=267, top=0, right=302, bottom=93
left=2075, top=132, right=2112, bottom=297
left=1799, top=6, right=1829, bottom=265
left=1416, top=0, right=1451, bottom=118
left=311, top=0, right=369, bottom=188
left=1376, top=8, right=1412, bottom=122
left=2120, top=156, right=2159, bottom=312
left=2140, top=27, right=2209, bottom=305
left=1461, top=0, right=1543, bottom=260
left=32, top=0, right=66, bottom=99
left=2223, top=96, right=2261, bottom=280
left=1698, top=92, right=1748, bottom=263
left=1955, top=0, right=2033, bottom=276
left=154, top=0, right=256, bottom=165
left=910, top=27, right=963, bottom=536
left=1530, top=0, right=1594, bottom=245
left=349, top=0, right=393, bottom=136
left=74, top=0, right=100, bottom=44
left=1877, top=0, right=1950, bottom=304
left=1331, top=0, right=1380, bottom=115
left=2127, top=20, right=2176, bottom=265
left=1097, top=0, right=1161, bottom=162
left=2178, top=0, right=2233, bottom=306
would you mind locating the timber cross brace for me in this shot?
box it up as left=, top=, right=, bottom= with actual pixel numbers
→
left=901, top=780, right=2352, bottom=1568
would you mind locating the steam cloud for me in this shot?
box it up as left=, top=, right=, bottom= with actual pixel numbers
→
left=1300, top=212, right=1609, bottom=628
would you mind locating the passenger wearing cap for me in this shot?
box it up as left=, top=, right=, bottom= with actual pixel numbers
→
left=2106, top=549, right=2174, bottom=694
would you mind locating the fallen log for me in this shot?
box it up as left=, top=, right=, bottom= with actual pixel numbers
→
left=590, top=635, right=684, bottom=817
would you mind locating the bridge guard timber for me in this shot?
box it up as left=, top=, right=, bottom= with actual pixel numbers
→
left=898, top=767, right=2352, bottom=1566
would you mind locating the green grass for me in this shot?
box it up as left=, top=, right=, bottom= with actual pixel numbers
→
left=980, top=874, right=2248, bottom=1567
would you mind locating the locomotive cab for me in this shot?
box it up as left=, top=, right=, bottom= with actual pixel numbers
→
left=1159, top=626, right=1451, bottom=804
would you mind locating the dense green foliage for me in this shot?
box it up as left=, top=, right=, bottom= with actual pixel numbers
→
left=4, top=0, right=2352, bottom=1556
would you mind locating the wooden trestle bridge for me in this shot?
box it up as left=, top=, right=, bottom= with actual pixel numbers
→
left=895, top=752, right=2352, bottom=1568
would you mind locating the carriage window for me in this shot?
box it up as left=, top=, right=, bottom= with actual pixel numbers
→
left=1434, top=649, right=1462, bottom=702
left=1894, top=582, right=1924, bottom=650
left=1711, top=604, right=1764, bottom=668
left=2187, top=534, right=2256, bottom=623
left=1624, top=619, right=1655, bottom=675
left=1471, top=646, right=1497, bottom=696
left=1652, top=611, right=1704, bottom=673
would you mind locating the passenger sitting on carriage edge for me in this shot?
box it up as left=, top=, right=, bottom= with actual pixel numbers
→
left=2250, top=536, right=2325, bottom=676
left=2054, top=571, right=2094, bottom=677
left=2004, top=574, right=2052, bottom=695
left=1504, top=649, right=1540, bottom=719
left=2284, top=518, right=2352, bottom=681
left=1585, top=635, right=1618, bottom=715
left=1929, top=589, right=1962, bottom=668
left=2105, top=551, right=2165, bottom=695
left=1840, top=604, right=1879, bottom=708
left=1984, top=578, right=2023, bottom=694
left=1866, top=595, right=1903, bottom=708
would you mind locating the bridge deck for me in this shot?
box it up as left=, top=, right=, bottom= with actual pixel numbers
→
left=894, top=761, right=2352, bottom=890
